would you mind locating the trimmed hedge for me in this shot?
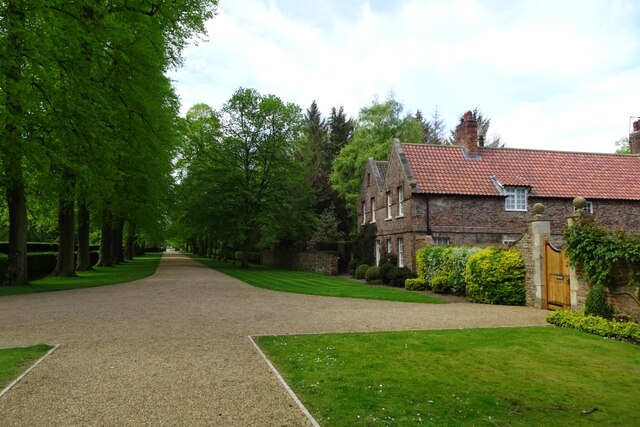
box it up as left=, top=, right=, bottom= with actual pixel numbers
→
left=449, top=247, right=481, bottom=295
left=405, top=278, right=427, bottom=291
left=416, top=247, right=450, bottom=288
left=414, top=246, right=480, bottom=294
left=465, top=247, right=525, bottom=305
left=0, top=242, right=100, bottom=254
left=0, top=251, right=100, bottom=284
left=355, top=264, right=369, bottom=280
left=365, top=266, right=380, bottom=283
left=547, top=309, right=640, bottom=343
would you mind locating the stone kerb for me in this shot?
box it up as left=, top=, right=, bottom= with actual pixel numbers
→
left=513, top=203, right=551, bottom=308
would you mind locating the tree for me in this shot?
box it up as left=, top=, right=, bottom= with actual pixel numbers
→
left=330, top=95, right=420, bottom=216
left=615, top=137, right=630, bottom=154
left=175, top=89, right=314, bottom=267
left=0, top=0, right=218, bottom=283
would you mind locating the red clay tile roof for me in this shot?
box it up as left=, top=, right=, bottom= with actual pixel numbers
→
left=401, top=143, right=640, bottom=200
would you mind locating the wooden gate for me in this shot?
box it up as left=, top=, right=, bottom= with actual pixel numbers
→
left=544, top=239, right=570, bottom=310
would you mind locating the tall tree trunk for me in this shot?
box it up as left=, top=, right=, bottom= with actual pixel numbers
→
left=113, top=219, right=124, bottom=264
left=241, top=240, right=251, bottom=268
left=96, top=213, right=113, bottom=267
left=53, top=193, right=76, bottom=277
left=3, top=2, right=28, bottom=285
left=125, top=222, right=136, bottom=260
left=76, top=200, right=91, bottom=271
left=6, top=179, right=28, bottom=285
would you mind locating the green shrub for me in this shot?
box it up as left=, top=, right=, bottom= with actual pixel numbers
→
left=378, top=252, right=398, bottom=285
left=355, top=264, right=370, bottom=280
left=547, top=309, right=640, bottom=343
left=415, top=247, right=452, bottom=288
left=450, top=247, right=481, bottom=295
left=365, top=266, right=380, bottom=282
left=431, top=273, right=453, bottom=293
left=405, top=278, right=427, bottom=291
left=27, top=252, right=58, bottom=280
left=584, top=284, right=614, bottom=318
left=564, top=222, right=640, bottom=289
left=415, top=246, right=480, bottom=294
left=465, top=247, right=525, bottom=305
left=388, top=266, right=416, bottom=287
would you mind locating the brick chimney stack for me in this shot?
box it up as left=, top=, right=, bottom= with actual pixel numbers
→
left=456, top=111, right=479, bottom=157
left=630, top=119, right=640, bottom=155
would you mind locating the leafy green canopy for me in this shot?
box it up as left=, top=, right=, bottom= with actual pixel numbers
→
left=175, top=89, right=315, bottom=262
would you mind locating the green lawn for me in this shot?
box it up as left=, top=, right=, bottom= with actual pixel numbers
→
left=255, top=327, right=640, bottom=426
left=191, top=256, right=444, bottom=304
left=0, top=253, right=162, bottom=296
left=0, top=344, right=52, bottom=390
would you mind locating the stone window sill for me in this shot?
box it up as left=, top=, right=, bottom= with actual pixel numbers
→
left=395, top=215, right=405, bottom=219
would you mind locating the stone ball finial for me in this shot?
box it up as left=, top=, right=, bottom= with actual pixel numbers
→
left=532, top=203, right=545, bottom=214
left=573, top=196, right=587, bottom=210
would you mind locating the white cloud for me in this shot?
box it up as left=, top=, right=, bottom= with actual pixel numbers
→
left=169, top=0, right=640, bottom=153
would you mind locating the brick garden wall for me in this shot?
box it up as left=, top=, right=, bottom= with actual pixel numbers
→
left=511, top=229, right=536, bottom=307
left=262, top=251, right=339, bottom=275
left=609, top=285, right=640, bottom=321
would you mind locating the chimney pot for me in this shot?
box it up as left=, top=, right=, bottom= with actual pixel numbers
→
left=630, top=119, right=640, bottom=155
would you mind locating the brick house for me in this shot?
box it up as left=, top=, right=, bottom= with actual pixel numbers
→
left=359, top=113, right=640, bottom=272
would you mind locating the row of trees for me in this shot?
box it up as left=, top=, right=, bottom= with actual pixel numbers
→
left=172, top=91, right=503, bottom=263
left=1, top=1, right=218, bottom=285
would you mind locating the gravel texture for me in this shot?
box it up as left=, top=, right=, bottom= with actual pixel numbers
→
left=0, top=252, right=549, bottom=426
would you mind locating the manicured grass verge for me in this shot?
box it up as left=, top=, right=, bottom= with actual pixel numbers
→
left=255, top=327, right=639, bottom=426
left=0, top=253, right=162, bottom=296
left=191, top=256, right=444, bottom=304
left=0, top=345, right=52, bottom=389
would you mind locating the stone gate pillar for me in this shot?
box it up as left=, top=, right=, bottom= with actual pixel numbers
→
left=528, top=203, right=551, bottom=308
left=566, top=197, right=595, bottom=309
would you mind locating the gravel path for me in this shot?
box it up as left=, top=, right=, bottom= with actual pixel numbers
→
left=0, top=252, right=549, bottom=426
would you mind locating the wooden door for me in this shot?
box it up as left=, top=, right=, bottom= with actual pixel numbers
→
left=544, top=239, right=570, bottom=310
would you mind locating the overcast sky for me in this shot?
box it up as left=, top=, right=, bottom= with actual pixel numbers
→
left=168, top=0, right=640, bottom=153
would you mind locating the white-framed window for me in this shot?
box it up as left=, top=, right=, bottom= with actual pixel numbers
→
left=361, top=201, right=366, bottom=225
left=397, top=186, right=404, bottom=217
left=386, top=238, right=392, bottom=255
left=505, top=187, right=528, bottom=211
left=375, top=240, right=381, bottom=266
left=574, top=202, right=594, bottom=214
left=434, top=237, right=450, bottom=246
left=398, top=238, right=404, bottom=267
left=370, top=197, right=376, bottom=222
left=502, top=239, right=515, bottom=245
left=386, top=191, right=392, bottom=219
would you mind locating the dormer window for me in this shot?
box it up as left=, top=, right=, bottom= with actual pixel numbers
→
left=505, top=187, right=528, bottom=211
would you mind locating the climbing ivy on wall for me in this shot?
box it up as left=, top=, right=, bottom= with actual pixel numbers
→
left=564, top=223, right=640, bottom=289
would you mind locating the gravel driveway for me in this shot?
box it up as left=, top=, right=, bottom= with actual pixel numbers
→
left=0, top=252, right=549, bottom=426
